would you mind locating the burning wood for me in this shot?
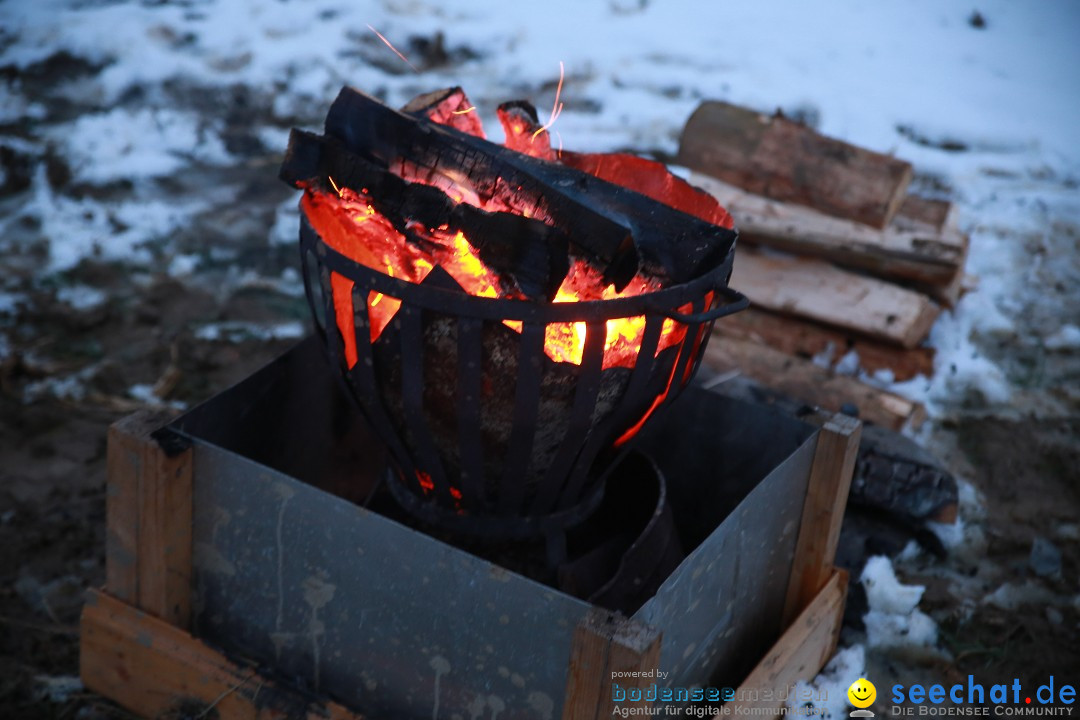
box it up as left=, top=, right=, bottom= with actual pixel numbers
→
left=282, top=86, right=740, bottom=371
left=280, top=86, right=745, bottom=527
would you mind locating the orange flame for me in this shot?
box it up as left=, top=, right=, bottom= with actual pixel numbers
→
left=304, top=184, right=688, bottom=371
left=299, top=86, right=718, bottom=375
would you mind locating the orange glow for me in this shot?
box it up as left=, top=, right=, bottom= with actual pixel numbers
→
left=451, top=106, right=477, bottom=115
left=305, top=184, right=690, bottom=371
left=367, top=24, right=419, bottom=73
left=299, top=90, right=720, bottom=374
left=330, top=272, right=357, bottom=366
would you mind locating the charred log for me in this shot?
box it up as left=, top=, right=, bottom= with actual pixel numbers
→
left=282, top=129, right=569, bottom=300
left=496, top=100, right=555, bottom=160
left=400, top=86, right=485, bottom=138
left=318, top=86, right=737, bottom=290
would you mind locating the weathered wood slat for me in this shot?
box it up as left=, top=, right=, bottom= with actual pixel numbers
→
left=714, top=307, right=935, bottom=382
left=731, top=570, right=848, bottom=715
left=80, top=590, right=364, bottom=720
left=679, top=101, right=912, bottom=228
left=105, top=409, right=192, bottom=628
left=783, top=415, right=861, bottom=625
left=732, top=249, right=940, bottom=349
left=691, top=173, right=969, bottom=291
left=704, top=336, right=926, bottom=431
left=562, top=610, right=662, bottom=720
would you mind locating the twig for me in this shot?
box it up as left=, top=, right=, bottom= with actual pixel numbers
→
left=194, top=672, right=255, bottom=719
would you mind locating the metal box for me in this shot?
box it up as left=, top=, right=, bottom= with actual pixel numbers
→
left=82, top=337, right=857, bottom=720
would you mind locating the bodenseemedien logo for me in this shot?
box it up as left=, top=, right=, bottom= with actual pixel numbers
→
left=848, top=678, right=877, bottom=718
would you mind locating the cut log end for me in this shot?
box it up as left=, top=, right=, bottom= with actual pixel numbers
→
left=679, top=101, right=913, bottom=229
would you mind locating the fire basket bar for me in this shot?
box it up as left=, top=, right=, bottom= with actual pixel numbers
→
left=285, top=85, right=749, bottom=537
left=301, top=218, right=746, bottom=537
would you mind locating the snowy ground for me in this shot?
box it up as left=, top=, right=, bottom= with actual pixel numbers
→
left=1, top=0, right=1078, bottom=716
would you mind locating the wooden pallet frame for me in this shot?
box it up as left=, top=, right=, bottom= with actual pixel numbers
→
left=81, top=409, right=859, bottom=719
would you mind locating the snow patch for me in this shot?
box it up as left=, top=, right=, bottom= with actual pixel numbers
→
left=23, top=368, right=95, bottom=403
left=127, top=383, right=187, bottom=411
left=168, top=253, right=201, bottom=278
left=269, top=193, right=302, bottom=246
left=0, top=292, right=24, bottom=316
left=24, top=166, right=209, bottom=272
left=58, top=107, right=231, bottom=185
left=861, top=556, right=938, bottom=650
left=1044, top=324, right=1080, bottom=351
left=33, top=675, right=83, bottom=704
left=194, top=320, right=305, bottom=343
left=0, top=85, right=46, bottom=124
left=127, top=383, right=158, bottom=404
left=57, top=284, right=106, bottom=311
left=786, top=645, right=865, bottom=720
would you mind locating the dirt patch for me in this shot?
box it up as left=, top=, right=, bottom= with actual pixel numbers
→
left=0, top=271, right=302, bottom=717
left=867, top=416, right=1080, bottom=700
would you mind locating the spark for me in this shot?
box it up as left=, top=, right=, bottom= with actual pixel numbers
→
left=367, top=24, right=419, bottom=73
left=532, top=61, right=565, bottom=142
left=451, top=106, right=477, bottom=115
left=328, top=176, right=344, bottom=197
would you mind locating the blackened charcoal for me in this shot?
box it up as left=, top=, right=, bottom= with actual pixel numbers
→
left=321, top=86, right=736, bottom=290
left=281, top=130, right=570, bottom=301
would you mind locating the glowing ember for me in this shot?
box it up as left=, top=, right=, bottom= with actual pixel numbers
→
left=303, top=185, right=688, bottom=371
left=297, top=87, right=733, bottom=374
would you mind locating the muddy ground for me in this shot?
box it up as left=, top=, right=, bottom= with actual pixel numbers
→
left=2, top=250, right=1078, bottom=717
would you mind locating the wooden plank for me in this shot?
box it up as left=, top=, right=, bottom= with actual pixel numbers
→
left=894, top=194, right=955, bottom=234
left=105, top=415, right=146, bottom=606
left=562, top=610, right=662, bottom=720
left=678, top=101, right=912, bottom=228
left=691, top=173, right=969, bottom=289
left=703, top=336, right=925, bottom=431
left=917, top=268, right=975, bottom=310
left=732, top=249, right=941, bottom=348
left=80, top=589, right=364, bottom=720
left=714, top=307, right=935, bottom=382
left=783, top=415, right=861, bottom=626
left=730, top=570, right=848, bottom=716
left=138, top=428, right=193, bottom=628
left=105, top=409, right=193, bottom=628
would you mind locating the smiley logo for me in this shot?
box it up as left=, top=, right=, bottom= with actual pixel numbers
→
left=847, top=678, right=876, bottom=709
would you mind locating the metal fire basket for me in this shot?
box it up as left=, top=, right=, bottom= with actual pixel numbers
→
left=300, top=217, right=747, bottom=536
